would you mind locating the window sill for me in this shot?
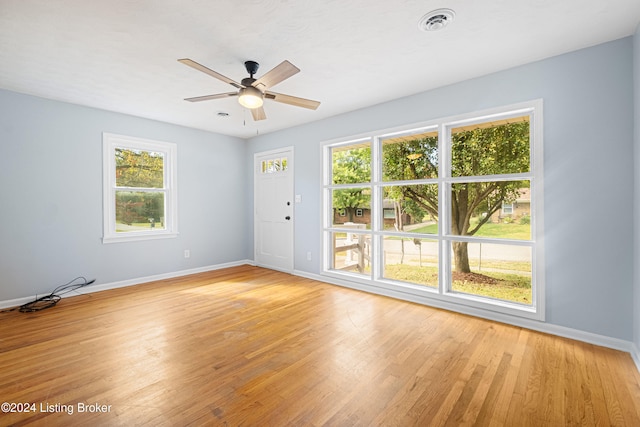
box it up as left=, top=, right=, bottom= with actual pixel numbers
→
left=321, top=269, right=544, bottom=322
left=102, top=231, right=179, bottom=244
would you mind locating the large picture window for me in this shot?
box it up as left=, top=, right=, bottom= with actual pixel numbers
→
left=322, top=101, right=543, bottom=320
left=103, top=133, right=178, bottom=243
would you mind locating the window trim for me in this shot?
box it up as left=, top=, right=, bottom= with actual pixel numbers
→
left=321, top=100, right=544, bottom=321
left=102, top=133, right=178, bottom=244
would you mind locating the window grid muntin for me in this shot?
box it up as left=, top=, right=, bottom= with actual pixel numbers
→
left=322, top=102, right=541, bottom=319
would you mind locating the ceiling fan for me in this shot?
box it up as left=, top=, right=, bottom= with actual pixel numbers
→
left=178, top=58, right=320, bottom=121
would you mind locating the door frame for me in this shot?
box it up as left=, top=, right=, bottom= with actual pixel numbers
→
left=253, top=146, right=294, bottom=272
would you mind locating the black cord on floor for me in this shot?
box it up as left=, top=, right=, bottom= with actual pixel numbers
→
left=0, top=276, right=96, bottom=313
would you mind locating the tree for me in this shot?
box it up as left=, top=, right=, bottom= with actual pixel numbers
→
left=383, top=121, right=530, bottom=273
left=382, top=135, right=439, bottom=223
left=449, top=122, right=530, bottom=272
left=332, top=146, right=371, bottom=222
left=115, top=148, right=164, bottom=188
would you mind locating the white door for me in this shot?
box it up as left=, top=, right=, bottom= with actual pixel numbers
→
left=254, top=148, right=294, bottom=271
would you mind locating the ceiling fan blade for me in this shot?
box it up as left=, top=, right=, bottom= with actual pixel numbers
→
left=251, top=106, right=267, bottom=121
left=265, top=91, right=320, bottom=110
left=178, top=58, right=243, bottom=89
left=184, top=92, right=238, bottom=102
left=253, top=60, right=299, bottom=90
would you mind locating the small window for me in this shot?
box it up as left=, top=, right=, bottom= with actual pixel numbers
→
left=502, top=202, right=514, bottom=215
left=261, top=157, right=289, bottom=174
left=356, top=208, right=363, bottom=217
left=103, top=133, right=177, bottom=243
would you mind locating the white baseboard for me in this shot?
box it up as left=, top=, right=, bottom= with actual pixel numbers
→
left=0, top=295, right=42, bottom=311
left=293, top=269, right=636, bottom=357
left=0, top=259, right=253, bottom=310
left=632, top=343, right=640, bottom=373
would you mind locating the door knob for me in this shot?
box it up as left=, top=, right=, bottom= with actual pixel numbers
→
left=285, top=216, right=291, bottom=220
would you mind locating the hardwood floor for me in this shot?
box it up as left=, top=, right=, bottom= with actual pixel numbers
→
left=1, top=265, right=639, bottom=426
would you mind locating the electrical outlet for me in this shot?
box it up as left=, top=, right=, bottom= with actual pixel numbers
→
left=184, top=249, right=190, bottom=258
left=306, top=251, right=312, bottom=261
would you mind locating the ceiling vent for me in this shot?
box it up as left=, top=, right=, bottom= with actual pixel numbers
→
left=418, top=8, right=455, bottom=32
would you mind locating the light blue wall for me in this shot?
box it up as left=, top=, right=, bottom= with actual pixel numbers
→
left=0, top=89, right=248, bottom=300
left=247, top=37, right=635, bottom=340
left=634, top=24, right=640, bottom=352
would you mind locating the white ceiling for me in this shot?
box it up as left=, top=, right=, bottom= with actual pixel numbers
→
left=1, top=0, right=639, bottom=139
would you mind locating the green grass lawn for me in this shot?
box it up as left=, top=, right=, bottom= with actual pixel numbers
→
left=406, top=221, right=530, bottom=240
left=452, top=271, right=531, bottom=304
left=406, top=257, right=531, bottom=273
left=405, top=223, right=438, bottom=234
left=472, top=222, right=530, bottom=240
left=383, top=264, right=531, bottom=304
left=384, top=264, right=439, bottom=288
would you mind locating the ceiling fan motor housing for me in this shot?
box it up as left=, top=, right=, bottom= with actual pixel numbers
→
left=241, top=77, right=257, bottom=87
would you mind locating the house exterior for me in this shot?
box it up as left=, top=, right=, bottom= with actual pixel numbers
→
left=490, top=188, right=531, bottom=223
left=333, top=200, right=414, bottom=228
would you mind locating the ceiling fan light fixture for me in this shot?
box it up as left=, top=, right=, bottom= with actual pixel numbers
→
left=238, top=86, right=264, bottom=109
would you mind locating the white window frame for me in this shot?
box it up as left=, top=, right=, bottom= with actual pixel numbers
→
left=321, top=100, right=544, bottom=321
left=102, top=133, right=178, bottom=243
